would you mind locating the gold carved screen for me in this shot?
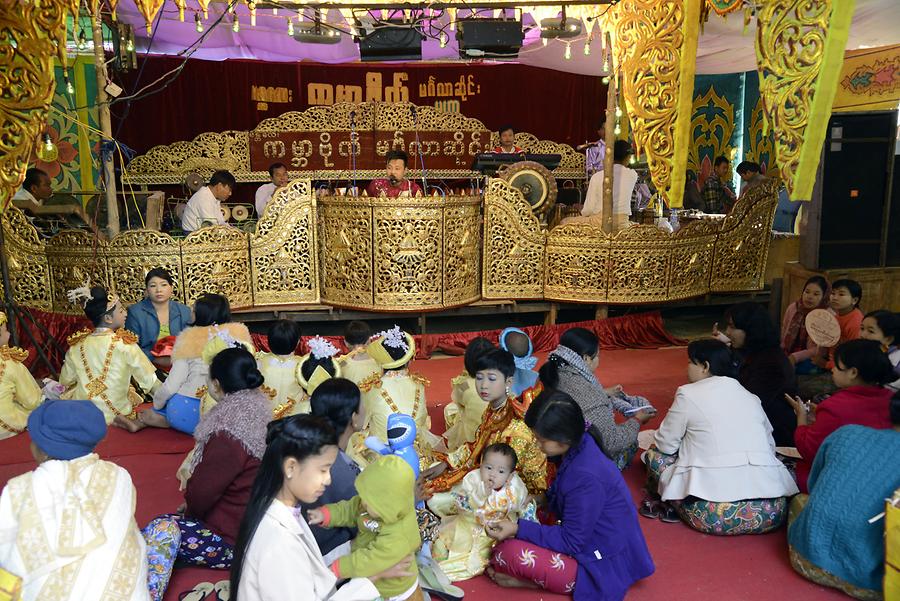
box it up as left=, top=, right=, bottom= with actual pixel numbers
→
left=318, top=193, right=482, bottom=311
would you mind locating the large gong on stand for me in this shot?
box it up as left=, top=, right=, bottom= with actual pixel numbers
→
left=497, top=160, right=558, bottom=222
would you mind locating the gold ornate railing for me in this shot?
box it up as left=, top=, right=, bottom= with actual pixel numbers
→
left=1, top=178, right=778, bottom=314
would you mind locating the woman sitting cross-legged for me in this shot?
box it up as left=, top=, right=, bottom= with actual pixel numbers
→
left=641, top=339, right=798, bottom=534
left=787, top=394, right=900, bottom=600
left=484, top=390, right=654, bottom=601
left=141, top=347, right=271, bottom=601
left=540, top=328, right=654, bottom=469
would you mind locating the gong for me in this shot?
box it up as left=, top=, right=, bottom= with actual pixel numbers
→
left=498, top=160, right=557, bottom=214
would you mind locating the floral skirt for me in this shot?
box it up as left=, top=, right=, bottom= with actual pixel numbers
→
left=644, top=448, right=789, bottom=536
left=489, top=539, right=577, bottom=595
left=142, top=513, right=233, bottom=601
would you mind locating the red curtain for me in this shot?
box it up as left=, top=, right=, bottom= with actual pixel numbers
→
left=115, top=58, right=606, bottom=156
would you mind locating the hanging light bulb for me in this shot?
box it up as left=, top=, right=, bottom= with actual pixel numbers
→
left=76, top=29, right=86, bottom=51
left=272, top=7, right=278, bottom=16
left=602, top=76, right=610, bottom=85
left=615, top=106, right=622, bottom=118
left=232, top=15, right=240, bottom=32
left=287, top=17, right=294, bottom=36
left=249, top=2, right=256, bottom=26
left=583, top=40, right=591, bottom=56
left=542, top=36, right=548, bottom=47
left=37, top=133, right=59, bottom=162
left=602, top=51, right=610, bottom=73
left=439, top=32, right=448, bottom=48
left=64, top=76, right=75, bottom=95
left=564, top=42, right=572, bottom=60
left=125, top=37, right=134, bottom=52
left=614, top=124, right=621, bottom=136
left=195, top=12, right=204, bottom=33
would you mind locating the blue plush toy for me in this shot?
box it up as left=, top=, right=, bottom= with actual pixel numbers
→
left=365, top=412, right=419, bottom=480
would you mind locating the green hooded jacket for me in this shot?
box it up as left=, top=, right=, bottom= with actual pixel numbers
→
left=324, top=454, right=420, bottom=597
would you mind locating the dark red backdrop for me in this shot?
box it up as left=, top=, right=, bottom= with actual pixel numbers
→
left=114, top=57, right=607, bottom=155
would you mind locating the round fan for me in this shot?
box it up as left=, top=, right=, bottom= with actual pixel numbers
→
left=184, top=172, right=204, bottom=193
left=499, top=161, right=557, bottom=214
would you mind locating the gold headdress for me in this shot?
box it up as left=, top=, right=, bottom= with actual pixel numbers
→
left=366, top=325, right=415, bottom=369
left=297, top=336, right=342, bottom=395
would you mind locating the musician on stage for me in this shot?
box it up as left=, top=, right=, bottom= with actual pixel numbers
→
left=576, top=117, right=607, bottom=178
left=366, top=150, right=422, bottom=197
left=492, top=125, right=524, bottom=154
left=254, top=162, right=289, bottom=218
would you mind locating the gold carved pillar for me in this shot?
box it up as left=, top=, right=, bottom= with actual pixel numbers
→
left=0, top=0, right=76, bottom=211
left=755, top=0, right=856, bottom=200
left=612, top=0, right=701, bottom=208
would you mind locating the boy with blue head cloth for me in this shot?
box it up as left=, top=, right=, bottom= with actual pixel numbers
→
left=499, top=328, right=539, bottom=396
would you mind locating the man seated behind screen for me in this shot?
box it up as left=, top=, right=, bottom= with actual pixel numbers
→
left=255, top=162, right=289, bottom=218
left=492, top=125, right=525, bottom=154
left=365, top=150, right=422, bottom=198
left=181, top=170, right=236, bottom=233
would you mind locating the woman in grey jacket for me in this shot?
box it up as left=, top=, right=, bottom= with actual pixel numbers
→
left=539, top=328, right=653, bottom=468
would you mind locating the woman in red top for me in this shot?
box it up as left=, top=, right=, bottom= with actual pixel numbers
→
left=786, top=339, right=894, bottom=493
left=143, top=347, right=271, bottom=601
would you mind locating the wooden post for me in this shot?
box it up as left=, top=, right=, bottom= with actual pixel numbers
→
left=601, top=32, right=617, bottom=235
left=90, top=9, right=120, bottom=237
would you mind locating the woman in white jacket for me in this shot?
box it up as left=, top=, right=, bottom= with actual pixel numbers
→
left=640, top=339, right=798, bottom=535
left=230, top=414, right=410, bottom=601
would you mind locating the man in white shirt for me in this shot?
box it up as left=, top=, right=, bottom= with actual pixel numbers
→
left=577, top=140, right=638, bottom=230
left=254, top=162, right=289, bottom=218
left=180, top=170, right=235, bottom=233
left=11, top=167, right=53, bottom=208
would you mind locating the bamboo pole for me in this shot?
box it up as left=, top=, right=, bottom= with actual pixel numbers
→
left=600, top=32, right=617, bottom=234
left=90, top=8, right=120, bottom=237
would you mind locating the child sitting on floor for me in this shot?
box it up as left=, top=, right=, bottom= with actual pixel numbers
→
left=444, top=336, right=494, bottom=452
left=0, top=400, right=149, bottom=601
left=256, top=319, right=305, bottom=419
left=815, top=278, right=864, bottom=370
left=308, top=454, right=423, bottom=601
left=296, top=336, right=343, bottom=414
left=338, top=320, right=382, bottom=386
left=499, top=328, right=539, bottom=396
left=0, top=311, right=43, bottom=440
left=429, top=443, right=535, bottom=581
left=859, top=309, right=900, bottom=392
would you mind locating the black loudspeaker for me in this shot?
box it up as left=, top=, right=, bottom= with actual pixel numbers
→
left=358, top=22, right=423, bottom=62
left=456, top=19, right=523, bottom=58
left=815, top=111, right=897, bottom=269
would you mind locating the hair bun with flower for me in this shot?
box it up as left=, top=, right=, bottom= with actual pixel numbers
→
left=308, top=336, right=339, bottom=360
left=380, top=325, right=409, bottom=353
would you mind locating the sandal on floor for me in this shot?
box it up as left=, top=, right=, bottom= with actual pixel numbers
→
left=638, top=498, right=661, bottom=519
left=659, top=503, right=680, bottom=523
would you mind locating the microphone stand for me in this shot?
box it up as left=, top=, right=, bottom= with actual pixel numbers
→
left=410, top=104, right=428, bottom=195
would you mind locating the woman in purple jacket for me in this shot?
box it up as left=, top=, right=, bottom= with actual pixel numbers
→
left=485, top=390, right=654, bottom=601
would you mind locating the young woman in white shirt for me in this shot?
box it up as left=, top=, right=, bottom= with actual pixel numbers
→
left=640, top=339, right=798, bottom=535
left=230, top=414, right=411, bottom=601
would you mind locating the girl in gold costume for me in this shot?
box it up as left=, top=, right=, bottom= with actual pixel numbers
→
left=256, top=319, right=305, bottom=418
left=336, top=320, right=382, bottom=386
left=349, top=325, right=442, bottom=469
left=426, top=348, right=551, bottom=496
left=443, top=337, right=494, bottom=452
left=60, top=286, right=160, bottom=431
left=293, top=336, right=343, bottom=416
left=0, top=311, right=43, bottom=439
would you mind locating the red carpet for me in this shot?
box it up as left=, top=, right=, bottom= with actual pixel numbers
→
left=0, top=347, right=846, bottom=600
